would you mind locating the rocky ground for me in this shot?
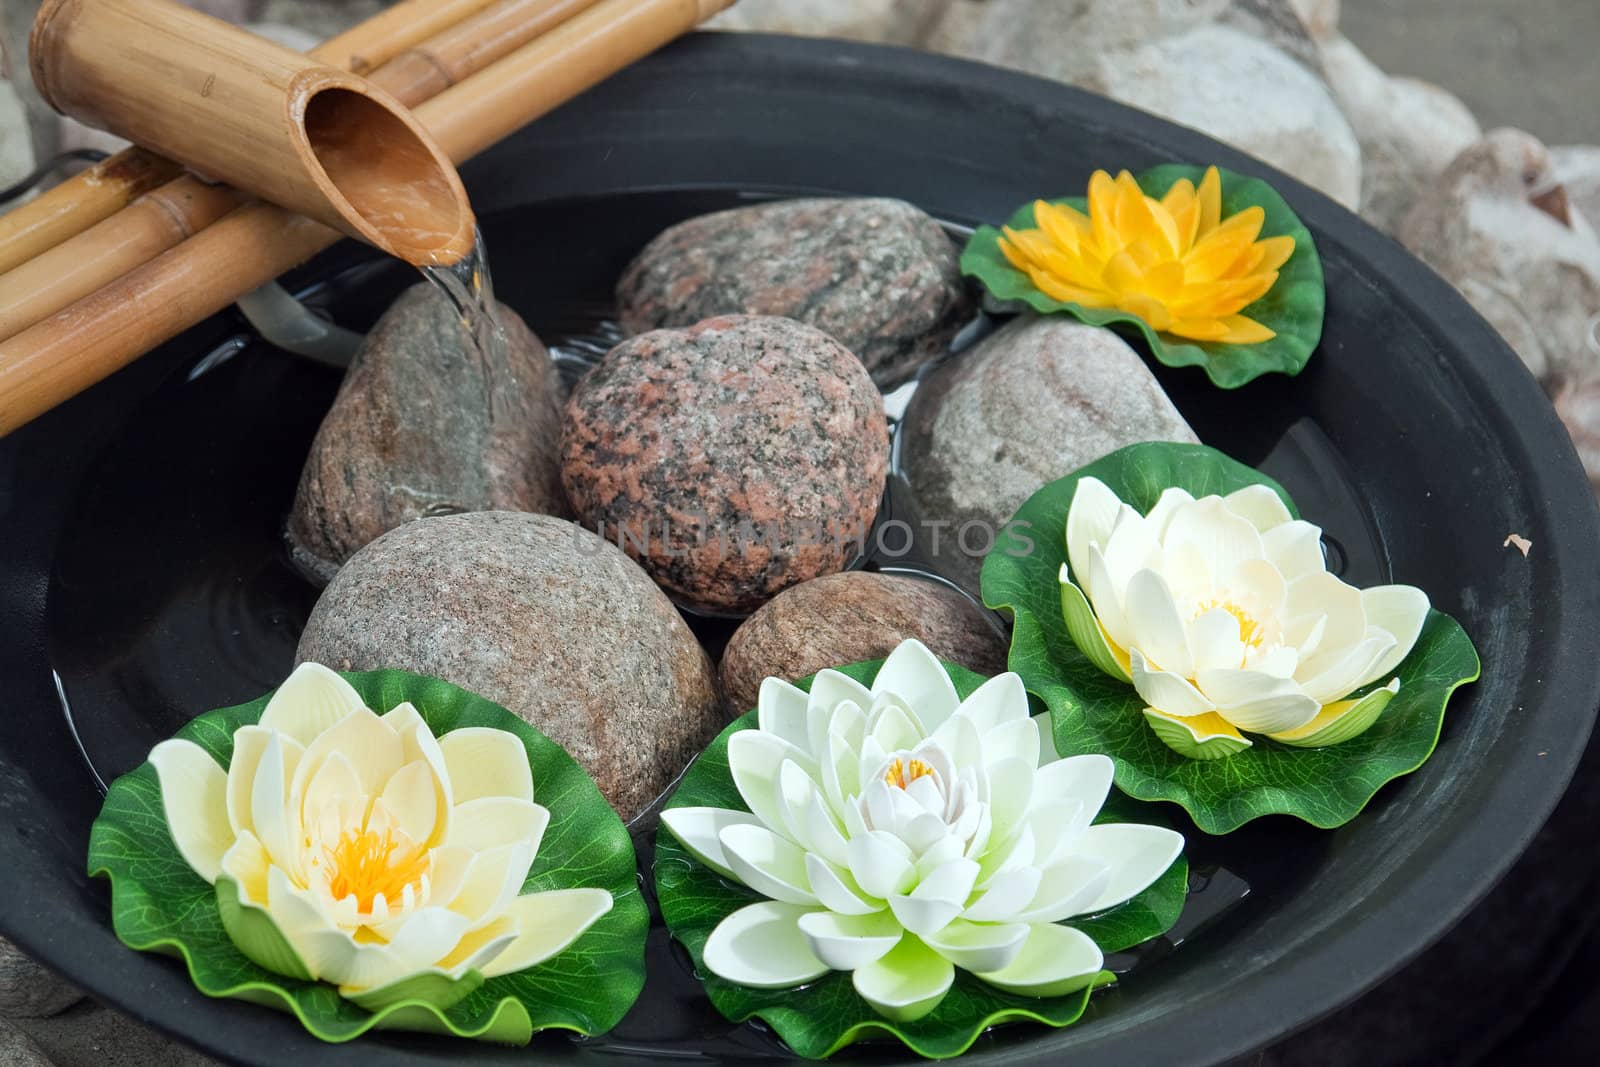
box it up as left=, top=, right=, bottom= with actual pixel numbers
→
left=2, top=1, right=1599, bottom=1065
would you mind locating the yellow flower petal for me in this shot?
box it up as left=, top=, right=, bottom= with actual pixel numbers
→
left=1216, top=314, right=1277, bottom=344
left=1119, top=293, right=1175, bottom=331
left=1167, top=318, right=1232, bottom=341
left=1026, top=266, right=1115, bottom=307
left=1087, top=170, right=1121, bottom=253
left=1253, top=234, right=1296, bottom=273
left=1033, top=200, right=1090, bottom=255
left=1196, top=165, right=1222, bottom=235
left=438, top=727, right=534, bottom=804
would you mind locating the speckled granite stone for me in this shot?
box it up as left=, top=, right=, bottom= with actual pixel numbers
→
left=0, top=939, right=79, bottom=1018
left=561, top=315, right=889, bottom=616
left=719, top=571, right=1010, bottom=713
left=0, top=1020, right=50, bottom=1067
left=288, top=284, right=568, bottom=584
left=615, top=198, right=972, bottom=385
left=295, top=512, right=722, bottom=818
left=900, top=315, right=1198, bottom=591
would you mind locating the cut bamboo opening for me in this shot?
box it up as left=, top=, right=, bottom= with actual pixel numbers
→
left=31, top=0, right=476, bottom=267
left=0, top=0, right=603, bottom=340
left=0, top=0, right=501, bottom=276
left=0, top=0, right=734, bottom=436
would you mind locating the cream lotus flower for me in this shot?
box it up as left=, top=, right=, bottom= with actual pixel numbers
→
left=149, top=663, right=612, bottom=1008
left=661, top=640, right=1183, bottom=1022
left=1061, top=477, right=1431, bottom=757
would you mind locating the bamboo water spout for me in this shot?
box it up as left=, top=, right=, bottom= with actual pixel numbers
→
left=30, top=0, right=476, bottom=266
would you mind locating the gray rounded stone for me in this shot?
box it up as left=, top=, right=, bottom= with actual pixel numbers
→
left=561, top=315, right=888, bottom=616
left=0, top=939, right=80, bottom=1019
left=0, top=1020, right=50, bottom=1067
left=719, top=571, right=1009, bottom=714
left=615, top=198, right=971, bottom=385
left=900, top=316, right=1198, bottom=590
left=296, top=511, right=722, bottom=818
left=289, top=284, right=569, bottom=584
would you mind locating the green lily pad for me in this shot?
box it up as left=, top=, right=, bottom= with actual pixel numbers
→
left=655, top=657, right=1187, bottom=1060
left=960, top=164, right=1325, bottom=389
left=980, top=442, right=1482, bottom=835
left=87, top=670, right=648, bottom=1044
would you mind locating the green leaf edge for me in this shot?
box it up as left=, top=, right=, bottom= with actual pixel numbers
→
left=87, top=669, right=650, bottom=1045
left=980, top=441, right=1483, bottom=835
left=654, top=656, right=1187, bottom=1060
left=959, top=163, right=1326, bottom=389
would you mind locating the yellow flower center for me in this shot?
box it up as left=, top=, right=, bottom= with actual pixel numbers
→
left=997, top=166, right=1293, bottom=345
left=883, top=757, right=934, bottom=791
left=325, top=825, right=429, bottom=914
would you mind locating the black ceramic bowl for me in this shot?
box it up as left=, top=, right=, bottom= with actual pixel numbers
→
left=3, top=32, right=1598, bottom=1067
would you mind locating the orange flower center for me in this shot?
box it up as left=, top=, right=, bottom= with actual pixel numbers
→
left=883, top=757, right=935, bottom=790
left=325, top=826, right=429, bottom=913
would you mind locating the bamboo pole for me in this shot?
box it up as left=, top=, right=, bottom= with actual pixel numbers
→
left=0, top=0, right=501, bottom=275
left=31, top=0, right=476, bottom=267
left=0, top=0, right=733, bottom=437
left=0, top=0, right=602, bottom=341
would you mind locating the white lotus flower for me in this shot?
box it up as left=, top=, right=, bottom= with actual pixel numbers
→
left=661, top=640, right=1183, bottom=1022
left=1061, top=477, right=1430, bottom=757
left=150, top=663, right=612, bottom=1008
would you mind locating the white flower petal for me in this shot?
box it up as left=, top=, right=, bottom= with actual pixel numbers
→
left=823, top=729, right=860, bottom=816
left=149, top=739, right=231, bottom=884
left=797, top=910, right=903, bottom=970
left=1262, top=520, right=1327, bottom=581
left=961, top=864, right=1043, bottom=922
left=977, top=824, right=1035, bottom=887
left=807, top=672, right=873, bottom=756
left=984, top=757, right=1034, bottom=841
left=1142, top=486, right=1198, bottom=539
left=1066, top=476, right=1124, bottom=590
left=1130, top=650, right=1215, bottom=717
left=379, top=906, right=473, bottom=972
left=379, top=759, right=443, bottom=848
left=757, top=678, right=811, bottom=748
left=719, top=824, right=817, bottom=905
left=1012, top=856, right=1112, bottom=923
left=728, top=730, right=815, bottom=842
left=1163, top=496, right=1265, bottom=585
left=803, top=781, right=851, bottom=869
left=1222, top=484, right=1294, bottom=532
left=1085, top=542, right=1135, bottom=650
left=1196, top=668, right=1321, bottom=734
left=1028, top=800, right=1088, bottom=870
left=1033, top=712, right=1060, bottom=765
left=437, top=727, right=533, bottom=804
left=776, top=759, right=821, bottom=853
left=888, top=859, right=979, bottom=936
left=953, top=672, right=1030, bottom=737
left=249, top=731, right=299, bottom=876
left=477, top=887, right=613, bottom=977
left=929, top=712, right=981, bottom=773
left=982, top=717, right=1040, bottom=770
left=848, top=831, right=916, bottom=899
left=852, top=934, right=953, bottom=1023
left=922, top=919, right=1029, bottom=974
left=1071, top=823, right=1185, bottom=912
left=805, top=854, right=882, bottom=914
left=296, top=707, right=401, bottom=799
left=433, top=916, right=517, bottom=977
left=868, top=699, right=925, bottom=756
left=1361, top=585, right=1430, bottom=681
left=1287, top=572, right=1366, bottom=657
left=224, top=726, right=271, bottom=838
left=447, top=797, right=548, bottom=856
left=260, top=663, right=366, bottom=746
left=1032, top=753, right=1113, bottom=819
left=447, top=842, right=535, bottom=930
left=973, top=923, right=1104, bottom=998
left=703, top=901, right=829, bottom=989
left=1102, top=505, right=1161, bottom=591
left=1296, top=634, right=1397, bottom=706
left=659, top=807, right=764, bottom=881
left=1188, top=607, right=1247, bottom=673
left=1124, top=569, right=1193, bottom=677
left=871, top=640, right=960, bottom=731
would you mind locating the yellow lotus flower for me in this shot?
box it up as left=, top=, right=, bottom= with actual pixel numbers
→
left=150, top=663, right=612, bottom=1009
left=998, top=167, right=1294, bottom=345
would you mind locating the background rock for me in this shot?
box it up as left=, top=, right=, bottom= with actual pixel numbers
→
left=1552, top=145, right=1600, bottom=232
left=900, top=316, right=1198, bottom=591
left=288, top=284, right=569, bottom=584
left=1552, top=378, right=1600, bottom=495
left=1396, top=128, right=1600, bottom=384
left=0, top=74, right=34, bottom=194
left=562, top=315, right=888, bottom=615
left=705, top=0, right=946, bottom=45
left=7, top=1001, right=222, bottom=1067
left=296, top=511, right=722, bottom=819
left=1321, top=35, right=1481, bottom=232
left=1287, top=0, right=1339, bottom=42
left=0, top=939, right=79, bottom=1018
left=0, top=1020, right=51, bottom=1067
left=251, top=0, right=383, bottom=40
left=719, top=571, right=1009, bottom=714
left=616, top=198, right=970, bottom=385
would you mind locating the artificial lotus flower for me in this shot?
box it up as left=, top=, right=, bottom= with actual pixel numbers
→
left=660, top=640, right=1183, bottom=1022
left=998, top=166, right=1293, bottom=345
left=149, top=663, right=612, bottom=1009
left=1061, top=477, right=1430, bottom=758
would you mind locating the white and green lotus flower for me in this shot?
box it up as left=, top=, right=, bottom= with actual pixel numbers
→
left=660, top=639, right=1183, bottom=1022
left=148, top=662, right=612, bottom=1009
left=1061, top=476, right=1431, bottom=758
